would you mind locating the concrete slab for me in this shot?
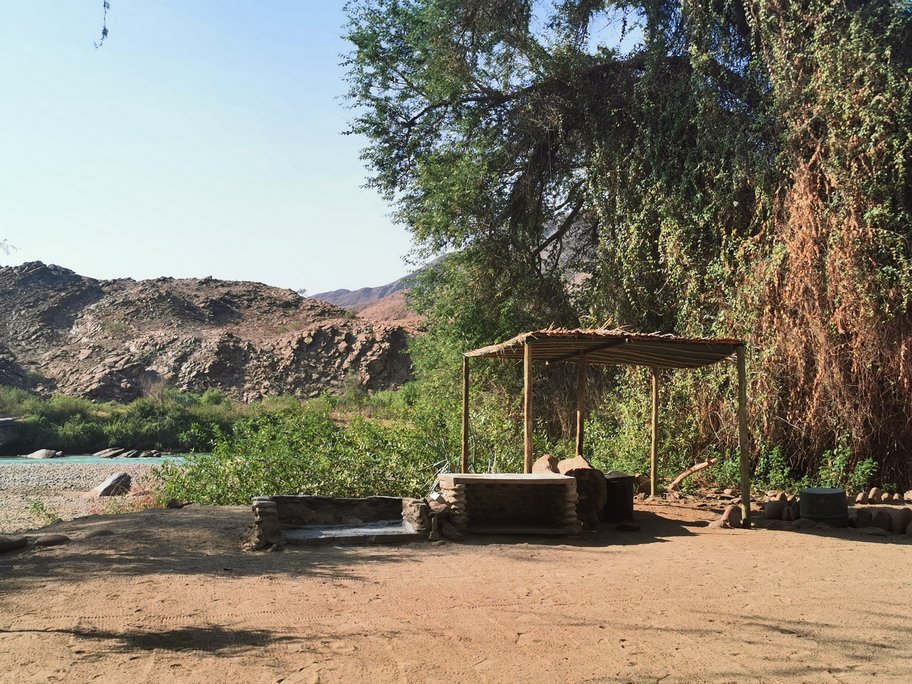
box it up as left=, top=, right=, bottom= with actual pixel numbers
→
left=283, top=520, right=422, bottom=545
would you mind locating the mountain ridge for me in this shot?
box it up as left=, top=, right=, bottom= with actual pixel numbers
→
left=0, top=262, right=412, bottom=402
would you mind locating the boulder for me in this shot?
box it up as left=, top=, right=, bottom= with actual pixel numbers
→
left=790, top=500, right=801, bottom=520
left=91, top=472, right=132, bottom=497
left=906, top=520, right=912, bottom=537
left=22, top=449, right=62, bottom=459
left=868, top=487, right=882, bottom=504
left=764, top=500, right=786, bottom=520
left=890, top=507, right=912, bottom=534
left=721, top=505, right=742, bottom=528
left=855, top=491, right=869, bottom=505
left=871, top=509, right=893, bottom=531
left=633, top=473, right=651, bottom=494
left=904, top=490, right=912, bottom=504
left=32, top=534, right=69, bottom=547
left=557, top=454, right=592, bottom=475
left=401, top=498, right=431, bottom=533
left=532, top=455, right=560, bottom=474
left=0, top=535, right=28, bottom=553
left=853, top=507, right=872, bottom=528
left=439, top=520, right=464, bottom=541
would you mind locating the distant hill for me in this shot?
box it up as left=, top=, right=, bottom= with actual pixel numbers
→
left=0, top=262, right=412, bottom=402
left=315, top=272, right=417, bottom=311
left=315, top=270, right=425, bottom=330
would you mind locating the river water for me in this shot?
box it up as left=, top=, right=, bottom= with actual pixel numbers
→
left=0, top=454, right=190, bottom=466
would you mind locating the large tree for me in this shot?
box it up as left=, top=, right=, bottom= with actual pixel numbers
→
left=345, top=0, right=912, bottom=483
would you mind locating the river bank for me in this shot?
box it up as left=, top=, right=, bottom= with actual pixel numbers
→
left=0, top=461, right=159, bottom=534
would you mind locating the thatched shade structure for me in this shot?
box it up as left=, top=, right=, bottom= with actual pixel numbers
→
left=461, top=329, right=751, bottom=526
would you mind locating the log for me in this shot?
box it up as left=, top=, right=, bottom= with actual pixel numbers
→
left=667, top=458, right=718, bottom=492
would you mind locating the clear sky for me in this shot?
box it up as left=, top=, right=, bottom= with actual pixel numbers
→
left=0, top=2, right=414, bottom=294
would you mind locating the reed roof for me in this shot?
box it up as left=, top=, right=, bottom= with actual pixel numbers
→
left=464, top=328, right=743, bottom=369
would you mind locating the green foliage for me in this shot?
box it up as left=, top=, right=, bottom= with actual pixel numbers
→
left=816, top=435, right=878, bottom=493
left=26, top=498, right=60, bottom=526
left=752, top=446, right=806, bottom=494
left=153, top=406, right=447, bottom=505
left=345, top=0, right=912, bottom=487
left=0, top=388, right=252, bottom=455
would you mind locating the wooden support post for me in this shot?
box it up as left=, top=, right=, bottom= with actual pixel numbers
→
left=650, top=368, right=660, bottom=499
left=523, top=342, right=533, bottom=473
left=737, top=346, right=751, bottom=527
left=461, top=356, right=470, bottom=473
left=575, top=355, right=587, bottom=456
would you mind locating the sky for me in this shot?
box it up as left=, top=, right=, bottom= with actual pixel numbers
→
left=0, top=2, right=415, bottom=294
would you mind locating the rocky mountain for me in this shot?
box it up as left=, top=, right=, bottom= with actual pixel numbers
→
left=0, top=262, right=412, bottom=402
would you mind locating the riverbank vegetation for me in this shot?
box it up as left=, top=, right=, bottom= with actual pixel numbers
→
left=0, top=386, right=259, bottom=455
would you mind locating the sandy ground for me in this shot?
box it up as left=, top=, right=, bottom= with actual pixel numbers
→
left=3, top=504, right=912, bottom=683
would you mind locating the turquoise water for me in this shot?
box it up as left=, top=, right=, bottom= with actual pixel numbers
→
left=0, top=454, right=190, bottom=465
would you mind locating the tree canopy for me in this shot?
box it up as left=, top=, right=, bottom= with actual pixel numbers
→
left=345, top=0, right=912, bottom=483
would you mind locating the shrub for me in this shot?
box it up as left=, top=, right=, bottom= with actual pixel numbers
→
left=56, top=416, right=106, bottom=453
left=154, top=407, right=446, bottom=505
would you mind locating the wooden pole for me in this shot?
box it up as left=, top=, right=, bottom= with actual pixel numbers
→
left=650, top=368, right=660, bottom=498
left=575, top=354, right=587, bottom=456
left=523, top=342, right=533, bottom=473
left=737, top=346, right=751, bottom=527
left=461, top=356, right=470, bottom=473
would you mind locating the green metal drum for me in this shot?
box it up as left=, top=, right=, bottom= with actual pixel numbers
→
left=800, top=487, right=849, bottom=526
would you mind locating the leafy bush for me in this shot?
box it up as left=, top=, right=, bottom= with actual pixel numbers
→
left=0, top=388, right=248, bottom=455
left=154, top=407, right=446, bottom=504
left=753, top=445, right=806, bottom=494
left=817, top=435, right=878, bottom=493
left=56, top=417, right=107, bottom=452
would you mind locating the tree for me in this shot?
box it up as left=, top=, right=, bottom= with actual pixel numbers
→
left=345, top=0, right=912, bottom=483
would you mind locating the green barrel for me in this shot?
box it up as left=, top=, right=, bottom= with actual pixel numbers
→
left=799, top=487, right=849, bottom=526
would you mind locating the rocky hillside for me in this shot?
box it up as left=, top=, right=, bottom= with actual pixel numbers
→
left=0, top=262, right=412, bottom=402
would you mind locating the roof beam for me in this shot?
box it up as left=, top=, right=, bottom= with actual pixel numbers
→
left=547, top=339, right=625, bottom=364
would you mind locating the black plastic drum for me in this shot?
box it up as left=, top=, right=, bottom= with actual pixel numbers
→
left=799, top=487, right=849, bottom=527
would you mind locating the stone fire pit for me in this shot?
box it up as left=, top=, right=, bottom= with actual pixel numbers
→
left=250, top=495, right=430, bottom=548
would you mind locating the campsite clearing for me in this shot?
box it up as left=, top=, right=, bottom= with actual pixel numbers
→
left=2, top=503, right=911, bottom=683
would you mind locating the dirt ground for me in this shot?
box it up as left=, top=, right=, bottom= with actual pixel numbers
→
left=2, top=503, right=911, bottom=683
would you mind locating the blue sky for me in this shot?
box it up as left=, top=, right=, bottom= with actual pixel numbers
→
left=0, top=2, right=414, bottom=293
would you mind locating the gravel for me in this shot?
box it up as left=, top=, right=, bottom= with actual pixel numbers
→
left=0, top=462, right=158, bottom=534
